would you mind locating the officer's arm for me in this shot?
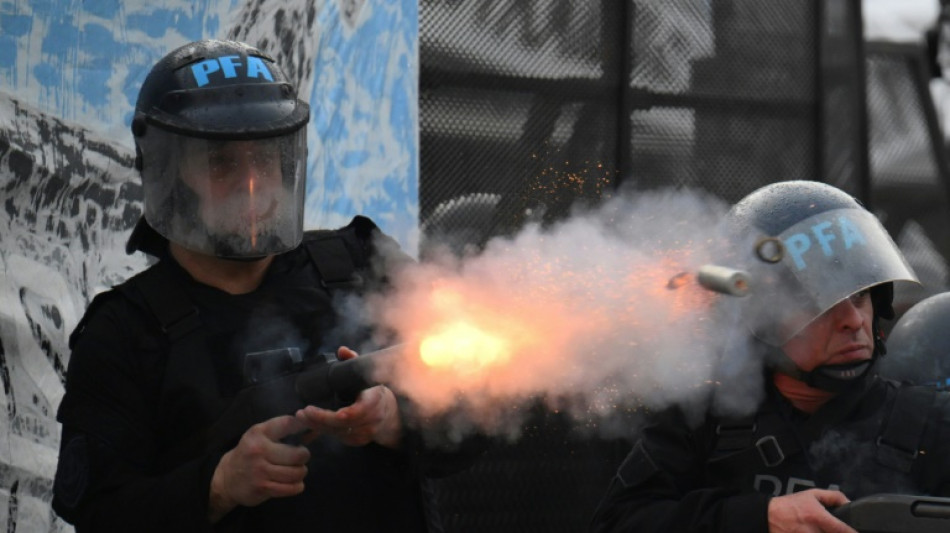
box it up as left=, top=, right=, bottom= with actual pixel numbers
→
left=53, top=297, right=220, bottom=532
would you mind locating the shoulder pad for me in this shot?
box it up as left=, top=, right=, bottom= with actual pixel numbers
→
left=346, top=215, right=380, bottom=241
left=68, top=289, right=127, bottom=350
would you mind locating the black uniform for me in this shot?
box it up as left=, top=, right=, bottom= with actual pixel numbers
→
left=590, top=372, right=950, bottom=533
left=53, top=217, right=470, bottom=532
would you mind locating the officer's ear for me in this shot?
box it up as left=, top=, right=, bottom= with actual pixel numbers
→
left=871, top=283, right=895, bottom=320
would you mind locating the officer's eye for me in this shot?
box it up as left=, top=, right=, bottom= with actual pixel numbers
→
left=848, top=290, right=871, bottom=305
left=208, top=156, right=237, bottom=180
left=252, top=151, right=279, bottom=171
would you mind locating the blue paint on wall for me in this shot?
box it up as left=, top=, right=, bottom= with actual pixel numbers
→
left=1, top=13, right=32, bottom=36
left=41, top=18, right=80, bottom=57
left=23, top=0, right=60, bottom=18
left=125, top=11, right=178, bottom=38
left=306, top=0, right=419, bottom=249
left=32, top=62, right=59, bottom=88
left=0, top=13, right=31, bottom=69
left=0, top=36, right=17, bottom=69
left=77, top=24, right=116, bottom=106
left=82, top=0, right=121, bottom=19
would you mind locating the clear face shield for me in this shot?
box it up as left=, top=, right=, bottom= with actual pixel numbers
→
left=737, top=207, right=918, bottom=346
left=139, top=127, right=306, bottom=258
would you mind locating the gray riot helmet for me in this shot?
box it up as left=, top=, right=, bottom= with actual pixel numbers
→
left=727, top=181, right=919, bottom=390
left=130, top=39, right=310, bottom=258
left=878, top=292, right=950, bottom=389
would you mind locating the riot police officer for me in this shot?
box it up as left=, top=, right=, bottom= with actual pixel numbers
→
left=590, top=181, right=950, bottom=533
left=52, top=40, right=470, bottom=532
left=878, top=291, right=950, bottom=390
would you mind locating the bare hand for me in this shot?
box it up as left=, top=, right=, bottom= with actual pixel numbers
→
left=208, top=415, right=312, bottom=523
left=295, top=346, right=403, bottom=449
left=767, top=489, right=858, bottom=533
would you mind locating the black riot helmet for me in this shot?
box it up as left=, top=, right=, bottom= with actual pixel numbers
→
left=878, top=292, right=950, bottom=389
left=129, top=39, right=310, bottom=258
left=726, top=181, right=918, bottom=391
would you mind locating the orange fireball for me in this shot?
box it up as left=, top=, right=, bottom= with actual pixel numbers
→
left=419, top=322, right=512, bottom=374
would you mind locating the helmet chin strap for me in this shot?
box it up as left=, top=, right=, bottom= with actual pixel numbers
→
left=776, top=358, right=874, bottom=394
left=769, top=319, right=886, bottom=394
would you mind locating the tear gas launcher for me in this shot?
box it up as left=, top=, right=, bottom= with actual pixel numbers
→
left=221, top=343, right=405, bottom=436
left=832, top=494, right=950, bottom=533
left=161, top=344, right=404, bottom=466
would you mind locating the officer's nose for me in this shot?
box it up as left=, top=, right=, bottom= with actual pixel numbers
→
left=831, top=295, right=867, bottom=332
left=236, top=150, right=262, bottom=182
left=224, top=148, right=270, bottom=195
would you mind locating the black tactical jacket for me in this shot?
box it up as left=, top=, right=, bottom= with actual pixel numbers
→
left=53, top=217, right=477, bottom=532
left=590, top=374, right=950, bottom=533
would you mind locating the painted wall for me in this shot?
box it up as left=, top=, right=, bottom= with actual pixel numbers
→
left=0, top=0, right=418, bottom=529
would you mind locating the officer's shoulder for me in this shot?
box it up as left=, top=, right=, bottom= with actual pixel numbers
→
left=78, top=287, right=127, bottom=319
left=920, top=389, right=950, bottom=430
left=302, top=215, right=408, bottom=264
left=885, top=380, right=950, bottom=416
left=81, top=267, right=158, bottom=316
left=69, top=266, right=161, bottom=349
left=69, top=289, right=132, bottom=351
left=302, top=215, right=381, bottom=242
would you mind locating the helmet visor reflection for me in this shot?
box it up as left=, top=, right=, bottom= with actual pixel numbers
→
left=140, top=127, right=306, bottom=257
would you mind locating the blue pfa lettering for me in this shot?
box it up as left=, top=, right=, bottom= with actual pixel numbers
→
left=838, top=215, right=865, bottom=249
left=217, top=55, right=241, bottom=78
left=784, top=215, right=867, bottom=270
left=190, top=56, right=275, bottom=87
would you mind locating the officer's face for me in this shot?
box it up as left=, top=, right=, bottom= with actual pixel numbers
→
left=780, top=290, right=874, bottom=371
left=179, top=138, right=285, bottom=236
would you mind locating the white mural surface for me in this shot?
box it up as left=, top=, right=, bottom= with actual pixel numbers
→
left=0, top=1, right=417, bottom=530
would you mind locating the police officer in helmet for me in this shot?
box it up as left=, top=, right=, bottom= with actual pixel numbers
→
left=878, top=291, right=950, bottom=390
left=128, top=39, right=308, bottom=260
left=53, top=40, right=471, bottom=532
left=591, top=181, right=950, bottom=533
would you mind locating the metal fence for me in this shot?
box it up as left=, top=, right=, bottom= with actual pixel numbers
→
left=865, top=41, right=950, bottom=313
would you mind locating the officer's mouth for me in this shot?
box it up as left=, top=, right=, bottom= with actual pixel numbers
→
left=831, top=344, right=872, bottom=363
left=244, top=198, right=278, bottom=224
left=256, top=199, right=278, bottom=222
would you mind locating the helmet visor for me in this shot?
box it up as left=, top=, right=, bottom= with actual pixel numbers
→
left=140, top=126, right=306, bottom=258
left=742, top=207, right=918, bottom=344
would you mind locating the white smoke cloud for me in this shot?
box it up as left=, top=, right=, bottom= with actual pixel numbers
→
left=364, top=187, right=768, bottom=440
